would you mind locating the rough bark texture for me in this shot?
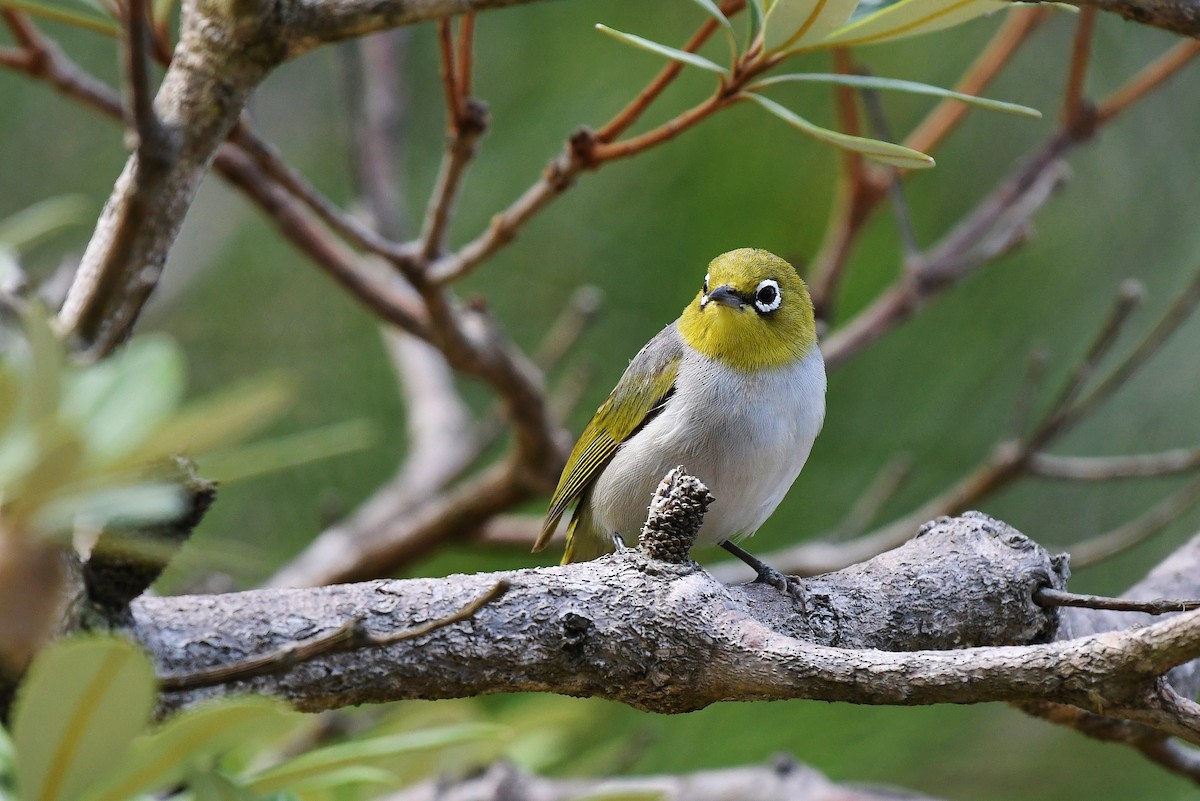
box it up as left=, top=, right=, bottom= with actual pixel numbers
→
left=1015, top=0, right=1200, bottom=37
left=137, top=513, right=1075, bottom=713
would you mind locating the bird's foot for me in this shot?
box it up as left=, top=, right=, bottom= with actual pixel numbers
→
left=721, top=540, right=806, bottom=611
left=611, top=533, right=629, bottom=551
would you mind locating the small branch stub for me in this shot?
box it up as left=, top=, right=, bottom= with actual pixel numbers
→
left=638, top=466, right=714, bottom=563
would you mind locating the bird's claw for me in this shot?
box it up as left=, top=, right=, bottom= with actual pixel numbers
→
left=753, top=566, right=807, bottom=610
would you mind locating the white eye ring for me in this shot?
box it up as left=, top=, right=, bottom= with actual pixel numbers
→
left=703, top=272, right=710, bottom=293
left=753, top=279, right=781, bottom=313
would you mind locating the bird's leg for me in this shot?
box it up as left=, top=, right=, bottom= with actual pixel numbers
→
left=611, top=533, right=629, bottom=551
left=720, top=540, right=806, bottom=608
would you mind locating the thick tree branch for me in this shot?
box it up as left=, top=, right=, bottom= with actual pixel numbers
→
left=140, top=513, right=1077, bottom=714
left=1002, top=0, right=1200, bottom=39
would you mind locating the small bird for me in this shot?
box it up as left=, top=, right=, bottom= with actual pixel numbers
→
left=533, top=248, right=826, bottom=586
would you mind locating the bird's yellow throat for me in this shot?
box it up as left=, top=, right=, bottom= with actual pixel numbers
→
left=676, top=249, right=818, bottom=372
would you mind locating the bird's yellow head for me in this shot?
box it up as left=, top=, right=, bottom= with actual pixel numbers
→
left=677, top=248, right=817, bottom=372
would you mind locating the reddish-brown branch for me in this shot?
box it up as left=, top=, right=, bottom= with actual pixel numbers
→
left=1096, top=39, right=1200, bottom=126
left=905, top=7, right=1048, bottom=155
left=455, top=13, right=474, bottom=107
left=436, top=18, right=460, bottom=132
left=592, top=16, right=724, bottom=143
left=590, top=91, right=730, bottom=163
left=1062, top=8, right=1097, bottom=135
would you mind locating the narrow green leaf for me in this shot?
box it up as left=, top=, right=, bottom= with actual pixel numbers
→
left=0, top=0, right=119, bottom=35
left=821, top=0, right=1007, bottom=47
left=764, top=0, right=860, bottom=51
left=684, top=0, right=738, bottom=56
left=0, top=196, right=90, bottom=253
left=32, top=481, right=186, bottom=536
left=18, top=304, right=63, bottom=431
left=196, top=419, right=375, bottom=483
left=115, top=375, right=292, bottom=469
left=64, top=335, right=186, bottom=464
left=272, top=765, right=397, bottom=794
left=742, top=92, right=935, bottom=168
left=246, top=725, right=504, bottom=795
left=747, top=0, right=766, bottom=46
left=749, top=73, right=1041, bottom=118
left=187, top=770, right=254, bottom=801
left=687, top=0, right=734, bottom=31
left=594, top=25, right=727, bottom=75
left=80, top=699, right=297, bottom=801
left=13, top=636, right=156, bottom=801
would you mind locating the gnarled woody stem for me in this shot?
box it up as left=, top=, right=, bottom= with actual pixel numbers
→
left=137, top=483, right=1071, bottom=714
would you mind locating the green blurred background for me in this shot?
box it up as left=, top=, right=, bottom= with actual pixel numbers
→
left=4, top=2, right=1200, bottom=798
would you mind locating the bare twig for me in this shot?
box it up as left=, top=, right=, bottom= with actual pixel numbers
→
left=1062, top=8, right=1097, bottom=135
left=1097, top=40, right=1200, bottom=125
left=1036, top=586, right=1200, bottom=615
left=1033, top=278, right=1144, bottom=441
left=1008, top=347, right=1049, bottom=439
left=124, top=0, right=162, bottom=154
left=1068, top=473, right=1200, bottom=568
left=827, top=454, right=913, bottom=541
left=420, top=17, right=487, bottom=260
left=1050, top=266, right=1200, bottom=438
left=1030, top=446, right=1200, bottom=480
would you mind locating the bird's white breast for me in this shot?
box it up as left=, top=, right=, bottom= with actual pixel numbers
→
left=589, top=345, right=826, bottom=548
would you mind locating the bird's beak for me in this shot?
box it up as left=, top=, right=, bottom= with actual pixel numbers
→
left=703, top=285, right=743, bottom=309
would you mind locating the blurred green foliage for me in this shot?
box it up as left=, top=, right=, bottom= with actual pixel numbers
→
left=3, top=1, right=1200, bottom=799
left=4, top=634, right=511, bottom=801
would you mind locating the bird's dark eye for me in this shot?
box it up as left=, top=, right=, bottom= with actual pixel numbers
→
left=703, top=273, right=710, bottom=294
left=754, top=279, right=781, bottom=313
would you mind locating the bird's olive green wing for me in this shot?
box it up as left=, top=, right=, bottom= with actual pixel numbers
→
left=534, top=325, right=683, bottom=551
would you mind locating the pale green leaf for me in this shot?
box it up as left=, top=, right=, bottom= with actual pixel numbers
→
left=747, top=0, right=766, bottom=46
left=13, top=636, right=156, bottom=801
left=279, top=765, right=397, bottom=795
left=80, top=698, right=297, bottom=801
left=764, top=0, right=860, bottom=51
left=8, top=430, right=85, bottom=529
left=32, top=482, right=186, bottom=535
left=196, top=419, right=375, bottom=483
left=246, top=724, right=504, bottom=795
left=64, top=335, right=186, bottom=464
left=0, top=196, right=90, bottom=253
left=821, top=0, right=1007, bottom=47
left=684, top=0, right=738, bottom=55
left=0, top=428, right=38, bottom=492
left=749, top=73, right=1041, bottom=118
left=0, top=365, right=20, bottom=440
left=0, top=0, right=119, bottom=35
left=594, top=25, right=727, bottom=75
left=187, top=770, right=254, bottom=801
left=115, top=376, right=292, bottom=469
left=18, top=304, right=63, bottom=430
left=741, top=92, right=935, bottom=168
left=687, top=0, right=734, bottom=31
